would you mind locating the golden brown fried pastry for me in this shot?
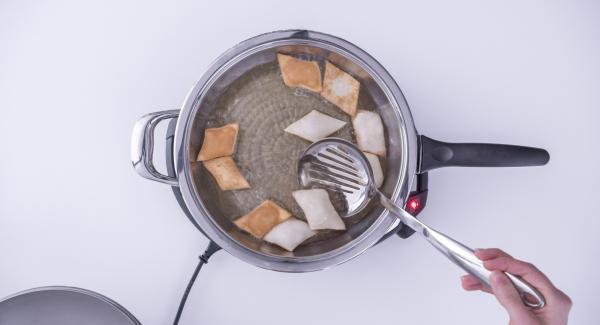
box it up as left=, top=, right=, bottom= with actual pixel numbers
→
left=234, top=200, right=292, bottom=238
left=277, top=53, right=322, bottom=92
left=197, top=123, right=239, bottom=161
left=321, top=61, right=360, bottom=117
left=203, top=156, right=250, bottom=191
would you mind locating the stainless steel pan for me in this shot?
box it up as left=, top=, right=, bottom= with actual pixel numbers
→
left=131, top=30, right=549, bottom=272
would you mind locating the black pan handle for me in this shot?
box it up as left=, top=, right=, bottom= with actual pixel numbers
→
left=418, top=135, right=550, bottom=173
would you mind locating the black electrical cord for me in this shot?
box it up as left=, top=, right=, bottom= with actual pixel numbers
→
left=173, top=241, right=221, bottom=325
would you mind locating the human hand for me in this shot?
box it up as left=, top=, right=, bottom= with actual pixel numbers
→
left=460, top=248, right=572, bottom=325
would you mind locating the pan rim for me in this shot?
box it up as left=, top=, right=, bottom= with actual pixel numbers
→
left=173, top=30, right=418, bottom=272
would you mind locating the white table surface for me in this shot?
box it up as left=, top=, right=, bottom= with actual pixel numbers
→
left=1, top=1, right=598, bottom=324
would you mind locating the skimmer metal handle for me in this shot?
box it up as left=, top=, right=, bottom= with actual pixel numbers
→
left=379, top=194, right=545, bottom=309
left=423, top=225, right=545, bottom=308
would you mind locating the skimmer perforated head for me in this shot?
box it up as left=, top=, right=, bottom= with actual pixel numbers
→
left=297, top=138, right=378, bottom=218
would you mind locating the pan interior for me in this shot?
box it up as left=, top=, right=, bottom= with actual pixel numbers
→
left=188, top=43, right=405, bottom=258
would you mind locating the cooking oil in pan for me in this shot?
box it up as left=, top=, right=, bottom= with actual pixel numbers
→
left=195, top=61, right=385, bottom=241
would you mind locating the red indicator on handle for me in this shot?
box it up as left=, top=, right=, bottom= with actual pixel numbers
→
left=408, top=198, right=420, bottom=212
left=405, top=191, right=427, bottom=215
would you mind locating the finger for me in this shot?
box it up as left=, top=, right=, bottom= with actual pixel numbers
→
left=460, top=274, right=481, bottom=284
left=462, top=282, right=488, bottom=292
left=474, top=248, right=512, bottom=261
left=490, top=271, right=537, bottom=323
left=483, top=256, right=554, bottom=292
left=461, top=275, right=492, bottom=294
left=461, top=274, right=481, bottom=286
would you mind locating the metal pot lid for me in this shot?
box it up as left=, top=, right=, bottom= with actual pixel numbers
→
left=0, top=286, right=141, bottom=325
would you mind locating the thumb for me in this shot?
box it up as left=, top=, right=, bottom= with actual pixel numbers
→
left=489, top=271, right=536, bottom=323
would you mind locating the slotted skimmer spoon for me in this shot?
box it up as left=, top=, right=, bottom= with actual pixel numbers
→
left=297, top=138, right=545, bottom=308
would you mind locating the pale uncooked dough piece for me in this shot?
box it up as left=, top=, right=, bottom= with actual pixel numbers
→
left=234, top=200, right=292, bottom=239
left=292, top=189, right=346, bottom=230
left=353, top=110, right=386, bottom=157
left=364, top=152, right=384, bottom=188
left=277, top=53, right=322, bottom=92
left=321, top=61, right=360, bottom=117
left=284, top=110, right=346, bottom=142
left=197, top=123, right=239, bottom=161
left=264, top=218, right=316, bottom=251
left=203, top=156, right=250, bottom=191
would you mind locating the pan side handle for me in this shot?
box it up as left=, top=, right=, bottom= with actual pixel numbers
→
left=131, top=110, right=180, bottom=186
left=418, top=135, right=550, bottom=173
